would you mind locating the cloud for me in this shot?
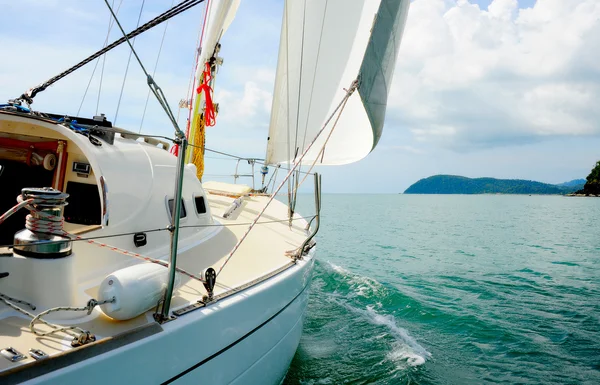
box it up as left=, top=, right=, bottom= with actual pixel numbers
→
left=388, top=145, right=427, bottom=155
left=2, top=1, right=598, bottom=170
left=216, top=74, right=274, bottom=130
left=389, top=0, right=600, bottom=151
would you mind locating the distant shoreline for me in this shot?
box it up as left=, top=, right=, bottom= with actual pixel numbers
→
left=398, top=193, right=574, bottom=196
left=404, top=175, right=584, bottom=195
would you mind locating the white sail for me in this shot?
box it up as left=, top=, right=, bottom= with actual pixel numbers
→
left=265, top=0, right=410, bottom=166
left=195, top=0, right=241, bottom=79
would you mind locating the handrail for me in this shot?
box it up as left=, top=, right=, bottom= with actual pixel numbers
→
left=298, top=173, right=321, bottom=258
left=156, top=137, right=188, bottom=322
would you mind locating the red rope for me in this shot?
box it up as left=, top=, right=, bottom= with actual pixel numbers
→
left=196, top=62, right=216, bottom=127
left=170, top=143, right=179, bottom=156
left=185, top=0, right=211, bottom=139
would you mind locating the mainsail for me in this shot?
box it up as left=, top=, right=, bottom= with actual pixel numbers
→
left=265, top=0, right=409, bottom=166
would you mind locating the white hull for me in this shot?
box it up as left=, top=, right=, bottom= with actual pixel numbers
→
left=16, top=253, right=314, bottom=385
left=1, top=0, right=409, bottom=381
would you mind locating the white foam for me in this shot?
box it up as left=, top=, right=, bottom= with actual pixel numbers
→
left=322, top=261, right=431, bottom=368
left=326, top=296, right=430, bottom=368
left=325, top=261, right=383, bottom=297
left=299, top=378, right=334, bottom=385
left=364, top=305, right=431, bottom=364
left=386, top=343, right=427, bottom=368
left=326, top=261, right=352, bottom=275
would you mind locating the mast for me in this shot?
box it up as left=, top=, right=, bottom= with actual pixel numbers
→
left=185, top=0, right=241, bottom=180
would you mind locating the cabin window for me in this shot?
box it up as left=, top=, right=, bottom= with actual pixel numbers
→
left=64, top=182, right=102, bottom=225
left=167, top=198, right=187, bottom=219
left=194, top=195, right=207, bottom=214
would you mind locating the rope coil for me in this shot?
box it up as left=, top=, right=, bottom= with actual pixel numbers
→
left=0, top=294, right=114, bottom=342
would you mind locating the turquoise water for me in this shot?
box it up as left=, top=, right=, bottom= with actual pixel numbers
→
left=283, top=195, right=600, bottom=384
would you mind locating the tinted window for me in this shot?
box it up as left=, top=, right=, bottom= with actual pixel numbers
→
left=167, top=198, right=187, bottom=219
left=194, top=196, right=207, bottom=214
left=64, top=182, right=102, bottom=225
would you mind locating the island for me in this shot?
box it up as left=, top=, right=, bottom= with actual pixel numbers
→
left=574, top=161, right=600, bottom=196
left=404, top=175, right=584, bottom=195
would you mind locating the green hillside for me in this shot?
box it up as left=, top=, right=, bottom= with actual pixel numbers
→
left=576, top=161, right=600, bottom=195
left=404, top=175, right=583, bottom=195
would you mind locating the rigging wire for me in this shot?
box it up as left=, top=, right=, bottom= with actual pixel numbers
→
left=190, top=144, right=316, bottom=176
left=293, top=0, right=307, bottom=158
left=0, top=216, right=315, bottom=250
left=83, top=125, right=175, bottom=142
left=284, top=1, right=293, bottom=224
left=300, top=0, right=328, bottom=154
left=97, top=0, right=115, bottom=117
left=77, top=0, right=124, bottom=116
left=114, top=0, right=146, bottom=125
left=293, top=90, right=350, bottom=193
left=266, top=165, right=280, bottom=193
left=139, top=0, right=175, bottom=132
left=216, top=80, right=359, bottom=277
left=103, top=0, right=187, bottom=137
left=17, top=0, right=206, bottom=105
left=290, top=1, right=309, bottom=216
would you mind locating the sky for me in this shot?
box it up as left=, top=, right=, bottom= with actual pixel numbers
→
left=0, top=0, right=599, bottom=193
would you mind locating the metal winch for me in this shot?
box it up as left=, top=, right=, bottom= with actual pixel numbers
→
left=13, top=187, right=72, bottom=258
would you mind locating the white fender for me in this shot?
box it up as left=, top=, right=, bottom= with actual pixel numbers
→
left=98, top=263, right=181, bottom=321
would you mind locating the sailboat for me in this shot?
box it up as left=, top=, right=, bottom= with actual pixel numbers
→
left=0, top=0, right=409, bottom=383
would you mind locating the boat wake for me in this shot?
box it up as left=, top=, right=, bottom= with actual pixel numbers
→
left=364, top=305, right=431, bottom=367
left=321, top=261, right=430, bottom=368
left=326, top=262, right=385, bottom=298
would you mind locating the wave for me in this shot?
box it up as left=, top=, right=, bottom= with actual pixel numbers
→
left=365, top=306, right=431, bottom=365
left=323, top=261, right=384, bottom=298
left=299, top=379, right=334, bottom=385
left=320, top=261, right=431, bottom=368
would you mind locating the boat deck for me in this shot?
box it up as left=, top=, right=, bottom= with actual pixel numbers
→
left=0, top=187, right=311, bottom=375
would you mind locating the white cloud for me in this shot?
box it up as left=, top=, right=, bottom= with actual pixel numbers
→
left=389, top=145, right=427, bottom=155
left=390, top=0, right=600, bottom=151
left=216, top=79, right=273, bottom=129
left=2, top=0, right=599, bottom=192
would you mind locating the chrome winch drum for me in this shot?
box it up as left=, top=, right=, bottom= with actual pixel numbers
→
left=13, top=187, right=72, bottom=258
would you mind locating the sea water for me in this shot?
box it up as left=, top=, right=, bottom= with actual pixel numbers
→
left=283, top=194, right=600, bottom=384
